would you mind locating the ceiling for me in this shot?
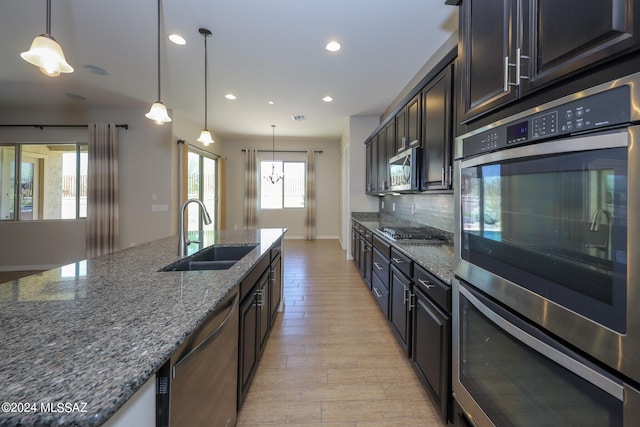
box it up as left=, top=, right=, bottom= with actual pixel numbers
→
left=0, top=1, right=458, bottom=140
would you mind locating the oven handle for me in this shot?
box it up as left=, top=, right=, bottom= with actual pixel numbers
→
left=459, top=283, right=624, bottom=401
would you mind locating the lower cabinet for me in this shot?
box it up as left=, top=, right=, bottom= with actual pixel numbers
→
left=238, top=253, right=278, bottom=409
left=389, top=265, right=412, bottom=354
left=371, top=272, right=390, bottom=317
left=412, top=285, right=451, bottom=424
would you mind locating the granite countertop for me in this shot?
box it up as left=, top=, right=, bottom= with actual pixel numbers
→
left=0, top=228, right=286, bottom=427
left=352, top=213, right=455, bottom=284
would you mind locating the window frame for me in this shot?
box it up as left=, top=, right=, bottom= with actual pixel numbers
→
left=259, top=159, right=306, bottom=210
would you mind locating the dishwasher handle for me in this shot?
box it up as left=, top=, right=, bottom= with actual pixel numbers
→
left=173, top=293, right=239, bottom=378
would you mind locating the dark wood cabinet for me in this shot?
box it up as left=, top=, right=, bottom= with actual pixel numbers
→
left=365, top=140, right=375, bottom=194
left=238, top=257, right=275, bottom=409
left=523, top=0, right=640, bottom=91
left=459, top=0, right=640, bottom=123
left=421, top=64, right=454, bottom=191
left=412, top=285, right=451, bottom=424
left=396, top=94, right=421, bottom=152
left=371, top=237, right=391, bottom=317
left=371, top=272, right=390, bottom=317
left=459, top=0, right=519, bottom=121
left=269, top=251, right=282, bottom=326
left=376, top=130, right=388, bottom=192
left=385, top=120, right=396, bottom=163
left=389, top=264, right=412, bottom=354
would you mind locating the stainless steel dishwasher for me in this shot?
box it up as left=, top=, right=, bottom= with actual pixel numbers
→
left=160, top=289, right=239, bottom=426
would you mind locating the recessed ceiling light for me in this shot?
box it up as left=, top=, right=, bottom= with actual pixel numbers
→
left=225, top=93, right=237, bottom=100
left=268, top=101, right=275, bottom=105
left=292, top=115, right=306, bottom=121
left=322, top=96, right=333, bottom=102
left=83, top=64, right=108, bottom=76
left=168, top=34, right=186, bottom=45
left=325, top=41, right=341, bottom=52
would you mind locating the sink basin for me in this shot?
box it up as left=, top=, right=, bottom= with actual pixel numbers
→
left=160, top=244, right=258, bottom=271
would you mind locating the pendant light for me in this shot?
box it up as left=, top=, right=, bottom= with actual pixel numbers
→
left=145, top=0, right=172, bottom=124
left=265, top=125, right=283, bottom=184
left=20, top=0, right=74, bottom=77
left=196, top=28, right=214, bottom=146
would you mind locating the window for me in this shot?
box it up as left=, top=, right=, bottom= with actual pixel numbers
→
left=0, top=143, right=87, bottom=220
left=187, top=149, right=217, bottom=231
left=260, top=161, right=305, bottom=209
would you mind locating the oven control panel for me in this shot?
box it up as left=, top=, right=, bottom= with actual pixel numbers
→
left=462, top=85, right=630, bottom=158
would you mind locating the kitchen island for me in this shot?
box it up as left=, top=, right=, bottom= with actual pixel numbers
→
left=0, top=228, right=286, bottom=426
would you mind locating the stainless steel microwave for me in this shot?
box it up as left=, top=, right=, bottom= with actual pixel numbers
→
left=388, top=147, right=421, bottom=192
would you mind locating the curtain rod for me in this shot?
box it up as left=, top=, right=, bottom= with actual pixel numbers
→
left=0, top=124, right=129, bottom=130
left=241, top=149, right=323, bottom=153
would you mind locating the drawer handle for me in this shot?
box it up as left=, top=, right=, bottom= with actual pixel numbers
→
left=373, top=262, right=384, bottom=270
left=403, top=287, right=410, bottom=305
left=373, top=288, right=382, bottom=298
left=392, top=257, right=404, bottom=264
left=418, top=279, right=435, bottom=289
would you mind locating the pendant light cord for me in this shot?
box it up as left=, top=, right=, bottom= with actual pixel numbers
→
left=156, top=0, right=161, bottom=101
left=204, top=31, right=208, bottom=129
left=45, top=0, right=52, bottom=35
left=272, top=124, right=276, bottom=161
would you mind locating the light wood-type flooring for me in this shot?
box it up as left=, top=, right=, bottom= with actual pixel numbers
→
left=237, top=239, right=446, bottom=426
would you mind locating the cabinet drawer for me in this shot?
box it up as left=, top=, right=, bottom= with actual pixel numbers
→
left=372, top=247, right=390, bottom=281
left=371, top=273, right=389, bottom=317
left=390, top=248, right=412, bottom=278
left=373, top=233, right=391, bottom=258
left=413, top=264, right=450, bottom=313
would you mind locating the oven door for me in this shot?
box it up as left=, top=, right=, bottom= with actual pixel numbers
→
left=453, top=279, right=640, bottom=427
left=455, top=125, right=640, bottom=383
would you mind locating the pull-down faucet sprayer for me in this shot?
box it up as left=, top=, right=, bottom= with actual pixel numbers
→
left=179, top=199, right=212, bottom=256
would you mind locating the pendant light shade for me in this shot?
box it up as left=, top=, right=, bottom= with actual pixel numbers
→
left=197, top=129, right=214, bottom=145
left=146, top=0, right=171, bottom=124
left=145, top=101, right=172, bottom=124
left=20, top=0, right=73, bottom=77
left=197, top=28, right=214, bottom=146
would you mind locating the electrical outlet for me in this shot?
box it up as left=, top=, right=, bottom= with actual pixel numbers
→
left=381, top=201, right=385, bottom=209
left=411, top=204, right=415, bottom=215
left=392, top=202, right=395, bottom=212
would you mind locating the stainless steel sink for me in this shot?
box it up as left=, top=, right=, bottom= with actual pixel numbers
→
left=160, top=244, right=257, bottom=271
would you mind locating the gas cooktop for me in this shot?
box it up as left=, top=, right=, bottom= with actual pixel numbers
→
left=377, top=226, right=445, bottom=244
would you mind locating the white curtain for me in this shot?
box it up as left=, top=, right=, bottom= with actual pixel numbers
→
left=305, top=150, right=316, bottom=240
left=244, top=148, right=258, bottom=229
left=87, top=123, right=120, bottom=258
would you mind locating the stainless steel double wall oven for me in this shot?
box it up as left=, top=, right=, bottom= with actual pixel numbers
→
left=453, top=73, right=640, bottom=426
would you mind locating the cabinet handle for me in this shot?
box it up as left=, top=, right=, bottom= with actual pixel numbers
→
left=392, top=257, right=404, bottom=264
left=373, top=262, right=384, bottom=270
left=403, top=286, right=410, bottom=305
left=504, top=56, right=518, bottom=91
left=373, top=287, right=382, bottom=298
left=418, top=278, right=435, bottom=289
left=409, top=292, right=415, bottom=312
left=516, top=48, right=529, bottom=85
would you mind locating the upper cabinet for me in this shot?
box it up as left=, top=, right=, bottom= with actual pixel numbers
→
left=421, top=64, right=454, bottom=191
left=396, top=94, right=421, bottom=152
left=459, top=0, right=640, bottom=123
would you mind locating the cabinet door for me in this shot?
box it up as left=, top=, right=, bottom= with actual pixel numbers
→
left=370, top=139, right=378, bottom=193
left=365, top=141, right=374, bottom=194
left=523, top=0, right=640, bottom=92
left=412, top=288, right=451, bottom=423
left=460, top=0, right=519, bottom=122
left=385, top=120, right=396, bottom=162
left=376, top=130, right=387, bottom=192
left=421, top=64, right=453, bottom=191
left=407, top=94, right=421, bottom=147
left=371, top=272, right=390, bottom=318
left=270, top=255, right=282, bottom=325
left=389, top=266, right=411, bottom=354
left=395, top=107, right=407, bottom=153
left=257, top=272, right=271, bottom=356
left=238, top=293, right=258, bottom=406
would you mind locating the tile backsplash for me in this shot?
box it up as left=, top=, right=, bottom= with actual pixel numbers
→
left=378, top=193, right=455, bottom=233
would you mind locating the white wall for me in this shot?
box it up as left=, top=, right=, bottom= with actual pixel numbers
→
left=221, top=136, right=340, bottom=239
left=0, top=106, right=190, bottom=270
left=339, top=116, right=379, bottom=254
